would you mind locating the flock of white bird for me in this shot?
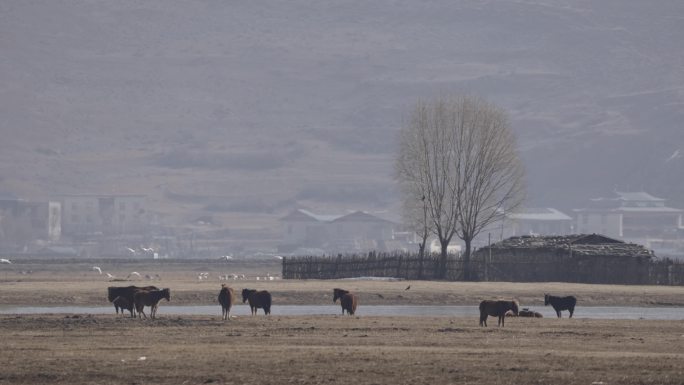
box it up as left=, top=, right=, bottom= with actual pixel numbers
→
left=2, top=258, right=279, bottom=282
left=91, top=266, right=161, bottom=281
left=206, top=272, right=280, bottom=281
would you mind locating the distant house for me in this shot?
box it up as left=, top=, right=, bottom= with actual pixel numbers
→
left=0, top=197, right=60, bottom=251
left=506, top=208, right=573, bottom=236
left=54, top=194, right=148, bottom=238
left=280, top=209, right=398, bottom=253
left=574, top=192, right=684, bottom=255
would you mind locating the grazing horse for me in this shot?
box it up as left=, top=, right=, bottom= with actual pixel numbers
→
left=479, top=300, right=519, bottom=327
left=241, top=289, right=271, bottom=315
left=333, top=288, right=358, bottom=316
left=544, top=294, right=577, bottom=318
left=134, top=288, right=170, bottom=319
left=107, top=285, right=158, bottom=318
left=218, top=284, right=235, bottom=320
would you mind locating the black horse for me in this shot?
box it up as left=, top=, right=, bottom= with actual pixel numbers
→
left=479, top=300, right=519, bottom=327
left=333, top=288, right=358, bottom=316
left=544, top=294, right=577, bottom=318
left=107, top=285, right=158, bottom=318
left=242, top=289, right=272, bottom=315
left=218, top=284, right=235, bottom=320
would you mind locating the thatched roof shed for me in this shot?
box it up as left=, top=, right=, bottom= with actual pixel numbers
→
left=481, top=234, right=655, bottom=259
left=483, top=234, right=654, bottom=259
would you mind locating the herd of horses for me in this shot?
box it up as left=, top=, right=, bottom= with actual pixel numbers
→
left=107, top=284, right=576, bottom=327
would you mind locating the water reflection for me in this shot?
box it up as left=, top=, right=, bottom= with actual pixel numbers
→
left=0, top=305, right=682, bottom=320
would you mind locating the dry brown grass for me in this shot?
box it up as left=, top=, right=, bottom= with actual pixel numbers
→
left=0, top=314, right=683, bottom=385
left=1, top=260, right=684, bottom=384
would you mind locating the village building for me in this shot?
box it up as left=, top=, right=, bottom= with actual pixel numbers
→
left=0, top=195, right=61, bottom=252
left=505, top=208, right=573, bottom=236
left=54, top=194, right=149, bottom=238
left=472, top=233, right=655, bottom=284
left=573, top=191, right=684, bottom=256
left=279, top=209, right=399, bottom=254
left=473, top=207, right=573, bottom=248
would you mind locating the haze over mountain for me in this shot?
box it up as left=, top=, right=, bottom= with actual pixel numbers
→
left=1, top=0, right=683, bottom=237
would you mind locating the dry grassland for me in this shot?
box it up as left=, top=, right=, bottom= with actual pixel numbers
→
left=0, top=260, right=683, bottom=384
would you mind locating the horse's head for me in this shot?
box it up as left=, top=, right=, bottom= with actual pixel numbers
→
left=242, top=288, right=254, bottom=303
left=544, top=293, right=549, bottom=306
left=333, top=288, right=349, bottom=303
left=107, top=287, right=116, bottom=302
left=162, top=288, right=171, bottom=301
left=511, top=300, right=519, bottom=316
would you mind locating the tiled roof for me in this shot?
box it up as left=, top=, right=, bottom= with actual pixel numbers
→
left=507, top=208, right=572, bottom=221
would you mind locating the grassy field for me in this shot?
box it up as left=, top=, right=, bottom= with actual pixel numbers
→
left=0, top=259, right=683, bottom=384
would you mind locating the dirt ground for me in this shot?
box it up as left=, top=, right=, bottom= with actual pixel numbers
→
left=1, top=259, right=683, bottom=384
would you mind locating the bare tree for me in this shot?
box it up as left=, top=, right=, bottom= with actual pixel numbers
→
left=396, top=95, right=524, bottom=280
left=398, top=182, right=433, bottom=279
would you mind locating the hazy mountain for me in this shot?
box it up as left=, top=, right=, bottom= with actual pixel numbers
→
left=1, top=0, right=683, bottom=236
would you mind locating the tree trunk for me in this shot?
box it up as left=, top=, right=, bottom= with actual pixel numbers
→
left=417, top=240, right=426, bottom=280
left=463, top=238, right=472, bottom=281
left=439, top=239, right=449, bottom=280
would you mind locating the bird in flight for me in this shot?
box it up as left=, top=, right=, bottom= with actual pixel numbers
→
left=405, top=285, right=411, bottom=291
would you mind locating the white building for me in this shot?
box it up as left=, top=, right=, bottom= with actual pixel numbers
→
left=505, top=208, right=573, bottom=236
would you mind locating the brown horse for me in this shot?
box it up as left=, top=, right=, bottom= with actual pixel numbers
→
left=107, top=285, right=159, bottom=318
left=218, top=284, right=234, bottom=320
left=242, top=288, right=271, bottom=315
left=134, top=288, right=170, bottom=319
left=479, top=300, right=519, bottom=327
left=333, top=288, right=358, bottom=316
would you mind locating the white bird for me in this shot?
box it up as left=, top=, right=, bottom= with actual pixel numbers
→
left=665, top=149, right=681, bottom=163
left=125, top=247, right=136, bottom=254
left=127, top=272, right=141, bottom=279
left=0, top=258, right=12, bottom=264
left=106, top=273, right=115, bottom=279
left=221, top=255, right=233, bottom=260
left=274, top=255, right=283, bottom=260
left=92, top=266, right=102, bottom=274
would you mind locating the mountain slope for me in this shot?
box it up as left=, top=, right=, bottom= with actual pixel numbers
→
left=1, top=0, right=683, bottom=235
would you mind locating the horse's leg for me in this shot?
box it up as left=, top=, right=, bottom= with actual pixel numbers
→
left=569, top=308, right=574, bottom=318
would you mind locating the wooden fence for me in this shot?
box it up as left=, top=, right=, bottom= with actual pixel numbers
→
left=282, top=252, right=465, bottom=281
left=281, top=252, right=684, bottom=285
